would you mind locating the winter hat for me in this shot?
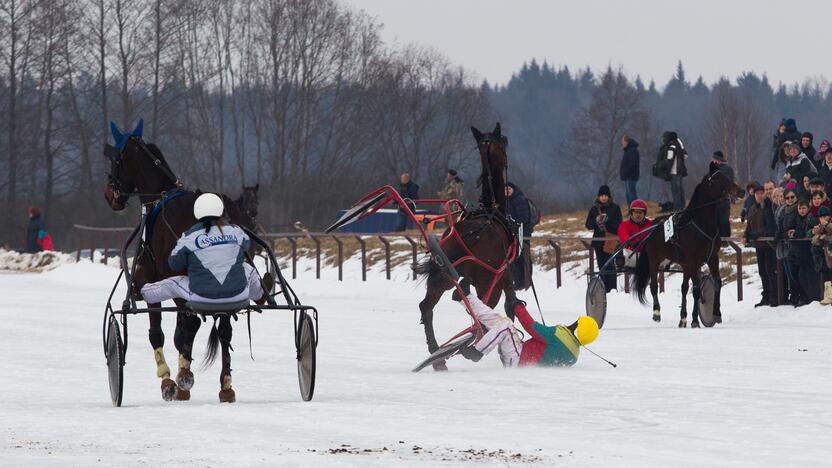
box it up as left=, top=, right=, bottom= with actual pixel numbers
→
left=785, top=118, right=797, bottom=128
left=802, top=132, right=814, bottom=141
left=597, top=185, right=611, bottom=197
left=820, top=206, right=832, bottom=217
left=821, top=139, right=830, bottom=148
left=447, top=169, right=458, bottom=176
left=712, top=150, right=727, bottom=162
left=785, top=182, right=798, bottom=190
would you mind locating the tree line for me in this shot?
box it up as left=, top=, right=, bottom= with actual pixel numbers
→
left=2, top=0, right=832, bottom=249
left=0, top=0, right=490, bottom=247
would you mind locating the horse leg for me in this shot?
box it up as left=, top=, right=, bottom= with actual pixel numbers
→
left=709, top=256, right=723, bottom=324
left=690, top=273, right=702, bottom=328
left=419, top=284, right=448, bottom=371
left=501, top=276, right=517, bottom=321
left=218, top=315, right=235, bottom=403
left=172, top=306, right=200, bottom=400
left=650, top=260, right=661, bottom=322
left=679, top=274, right=689, bottom=328
left=148, top=305, right=176, bottom=401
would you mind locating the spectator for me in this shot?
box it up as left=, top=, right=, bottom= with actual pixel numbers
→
left=438, top=169, right=465, bottom=204
left=617, top=199, right=653, bottom=268
left=775, top=188, right=798, bottom=305
left=395, top=173, right=419, bottom=231
left=813, top=139, right=830, bottom=171
left=711, top=151, right=735, bottom=237
left=585, top=185, right=622, bottom=292
left=810, top=206, right=832, bottom=304
left=792, top=199, right=820, bottom=304
left=809, top=177, right=826, bottom=196
left=801, top=132, right=817, bottom=164
left=784, top=142, right=815, bottom=186
left=762, top=181, right=779, bottom=305
left=819, top=149, right=832, bottom=188
left=771, top=118, right=801, bottom=181
left=620, top=135, right=640, bottom=206
left=740, top=182, right=759, bottom=223
left=506, top=182, right=533, bottom=289
left=763, top=180, right=776, bottom=202
left=660, top=131, right=688, bottom=210
left=798, top=174, right=813, bottom=201
left=745, top=185, right=776, bottom=307
left=810, top=191, right=832, bottom=217
left=25, top=207, right=53, bottom=253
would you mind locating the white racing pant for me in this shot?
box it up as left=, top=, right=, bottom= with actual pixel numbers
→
left=141, top=263, right=265, bottom=304
left=464, top=294, right=523, bottom=367
left=622, top=248, right=640, bottom=268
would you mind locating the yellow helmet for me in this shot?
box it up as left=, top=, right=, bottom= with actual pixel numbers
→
left=576, top=316, right=599, bottom=346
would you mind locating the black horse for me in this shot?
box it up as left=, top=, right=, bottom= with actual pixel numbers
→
left=234, top=184, right=260, bottom=233
left=104, top=120, right=250, bottom=402
left=632, top=167, right=743, bottom=327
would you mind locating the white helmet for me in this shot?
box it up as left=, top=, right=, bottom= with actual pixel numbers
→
left=193, top=193, right=224, bottom=220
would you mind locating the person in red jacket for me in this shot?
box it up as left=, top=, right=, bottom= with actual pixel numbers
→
left=453, top=278, right=599, bottom=367
left=617, top=199, right=653, bottom=268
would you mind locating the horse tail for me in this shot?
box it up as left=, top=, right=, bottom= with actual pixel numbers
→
left=202, top=321, right=220, bottom=369
left=632, top=248, right=650, bottom=305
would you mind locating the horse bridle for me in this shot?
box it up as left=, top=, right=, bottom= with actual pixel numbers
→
left=106, top=137, right=180, bottom=205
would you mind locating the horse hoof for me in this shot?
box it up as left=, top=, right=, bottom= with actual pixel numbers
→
left=691, top=321, right=701, bottom=329
left=174, top=388, right=191, bottom=401
left=678, top=319, right=687, bottom=328
left=176, top=369, right=194, bottom=391
left=161, top=378, right=177, bottom=401
left=714, top=314, right=722, bottom=324
left=652, top=311, right=661, bottom=322
left=219, top=388, right=236, bottom=403
left=432, top=360, right=448, bottom=372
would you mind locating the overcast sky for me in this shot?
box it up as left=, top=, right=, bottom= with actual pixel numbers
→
left=342, top=0, right=830, bottom=88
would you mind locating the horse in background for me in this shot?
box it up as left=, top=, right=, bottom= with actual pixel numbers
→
left=632, top=169, right=743, bottom=327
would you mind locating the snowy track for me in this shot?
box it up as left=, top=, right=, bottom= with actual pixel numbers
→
left=1, top=260, right=830, bottom=466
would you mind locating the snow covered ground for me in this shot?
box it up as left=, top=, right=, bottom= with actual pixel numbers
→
left=1, top=254, right=831, bottom=467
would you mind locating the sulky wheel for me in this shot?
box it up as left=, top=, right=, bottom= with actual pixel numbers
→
left=585, top=276, right=608, bottom=329
left=296, top=312, right=316, bottom=401
left=698, top=274, right=717, bottom=328
left=106, top=315, right=125, bottom=407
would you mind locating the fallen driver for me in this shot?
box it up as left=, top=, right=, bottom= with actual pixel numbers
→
left=452, top=277, right=599, bottom=367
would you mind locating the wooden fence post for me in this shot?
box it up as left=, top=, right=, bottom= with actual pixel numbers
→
left=378, top=236, right=391, bottom=280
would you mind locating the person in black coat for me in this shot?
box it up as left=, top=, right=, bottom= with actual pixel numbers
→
left=395, top=173, right=420, bottom=231
left=785, top=200, right=819, bottom=305
left=745, top=186, right=777, bottom=306
left=620, top=135, right=640, bottom=206
left=25, top=207, right=46, bottom=253
left=585, top=185, right=622, bottom=292
left=800, top=132, right=816, bottom=165
left=771, top=118, right=802, bottom=176
left=506, top=182, right=533, bottom=289
left=819, top=149, right=832, bottom=189
left=711, top=151, right=735, bottom=237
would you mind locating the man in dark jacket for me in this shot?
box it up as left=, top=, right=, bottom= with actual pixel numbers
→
left=25, top=207, right=46, bottom=253
left=506, top=182, right=533, bottom=289
left=395, top=173, right=420, bottom=231
left=620, top=135, right=640, bottom=206
left=657, top=131, right=687, bottom=210
left=818, top=149, right=832, bottom=189
left=771, top=118, right=802, bottom=175
left=800, top=132, right=816, bottom=164
left=745, top=185, right=776, bottom=307
left=711, top=151, right=735, bottom=237
left=585, top=185, right=622, bottom=292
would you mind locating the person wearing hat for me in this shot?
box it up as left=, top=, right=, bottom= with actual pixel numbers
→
left=711, top=151, right=735, bottom=237
left=783, top=142, right=815, bottom=186
left=800, top=132, right=817, bottom=164
left=585, top=185, right=622, bottom=292
left=140, top=193, right=273, bottom=306
left=438, top=169, right=465, bottom=204
left=813, top=139, right=830, bottom=172
left=810, top=206, right=832, bottom=304
left=617, top=199, right=653, bottom=269
left=740, top=182, right=759, bottom=223
left=745, top=185, right=776, bottom=307
left=772, top=118, right=802, bottom=181
left=452, top=278, right=599, bottom=367
left=819, top=149, right=832, bottom=189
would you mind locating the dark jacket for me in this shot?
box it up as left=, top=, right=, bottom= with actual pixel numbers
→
left=26, top=215, right=46, bottom=253
left=789, top=213, right=814, bottom=262
left=785, top=153, right=814, bottom=183
left=620, top=139, right=640, bottom=181
left=819, top=160, right=832, bottom=189
left=585, top=199, right=622, bottom=247
left=507, top=183, right=533, bottom=237
left=740, top=194, right=756, bottom=223
left=801, top=132, right=816, bottom=164
left=398, top=181, right=420, bottom=212
left=744, top=200, right=766, bottom=246
left=762, top=198, right=777, bottom=238
left=655, top=132, right=687, bottom=180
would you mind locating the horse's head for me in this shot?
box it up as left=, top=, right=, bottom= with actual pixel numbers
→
left=471, top=123, right=508, bottom=171
left=700, top=167, right=744, bottom=202
left=239, top=184, right=260, bottom=219
left=104, top=119, right=177, bottom=210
